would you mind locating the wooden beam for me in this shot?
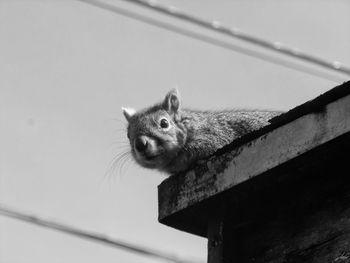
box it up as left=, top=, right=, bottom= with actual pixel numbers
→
left=159, top=85, right=350, bottom=224
left=207, top=216, right=224, bottom=263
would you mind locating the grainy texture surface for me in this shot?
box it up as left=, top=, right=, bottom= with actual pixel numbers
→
left=158, top=81, right=350, bottom=225
left=220, top=136, right=350, bottom=263
left=158, top=81, right=350, bottom=262
left=207, top=216, right=224, bottom=263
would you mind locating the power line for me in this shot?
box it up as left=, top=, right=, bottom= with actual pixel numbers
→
left=119, top=0, right=350, bottom=77
left=76, top=0, right=348, bottom=83
left=0, top=205, right=202, bottom=263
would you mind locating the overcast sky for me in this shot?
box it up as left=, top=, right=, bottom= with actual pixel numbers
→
left=1, top=0, right=349, bottom=262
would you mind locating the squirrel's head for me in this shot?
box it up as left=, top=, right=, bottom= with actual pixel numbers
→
left=122, top=89, right=186, bottom=172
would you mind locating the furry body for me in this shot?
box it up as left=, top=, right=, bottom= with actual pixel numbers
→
left=123, top=90, right=281, bottom=176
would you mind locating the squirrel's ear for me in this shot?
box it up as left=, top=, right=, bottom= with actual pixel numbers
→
left=122, top=107, right=136, bottom=122
left=162, top=89, right=181, bottom=114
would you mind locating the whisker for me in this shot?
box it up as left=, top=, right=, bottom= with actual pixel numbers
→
left=118, top=154, right=132, bottom=175
left=109, top=141, right=130, bottom=153
left=113, top=128, right=128, bottom=133
left=105, top=149, right=133, bottom=181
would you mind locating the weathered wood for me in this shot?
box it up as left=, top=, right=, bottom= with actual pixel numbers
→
left=207, top=216, right=224, bottom=263
left=157, top=81, right=350, bottom=262
left=199, top=133, right=350, bottom=263
left=159, top=83, right=350, bottom=230
left=221, top=150, right=350, bottom=263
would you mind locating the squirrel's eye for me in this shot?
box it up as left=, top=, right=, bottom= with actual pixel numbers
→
left=160, top=118, right=169, bottom=129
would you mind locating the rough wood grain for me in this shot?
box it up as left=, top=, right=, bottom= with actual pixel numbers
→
left=220, top=152, right=350, bottom=263
left=207, top=216, right=224, bottom=263
left=159, top=93, right=350, bottom=221
left=158, top=81, right=350, bottom=262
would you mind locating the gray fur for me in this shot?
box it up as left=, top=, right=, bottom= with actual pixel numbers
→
left=124, top=90, right=282, bottom=176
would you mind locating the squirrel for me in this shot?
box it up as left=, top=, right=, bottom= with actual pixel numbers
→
left=122, top=89, right=282, bottom=176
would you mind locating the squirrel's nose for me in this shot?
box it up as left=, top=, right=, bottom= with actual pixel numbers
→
left=134, top=136, right=148, bottom=152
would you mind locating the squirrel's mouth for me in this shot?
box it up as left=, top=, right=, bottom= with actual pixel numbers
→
left=134, top=151, right=163, bottom=167
left=132, top=136, right=178, bottom=169
left=144, top=153, right=160, bottom=161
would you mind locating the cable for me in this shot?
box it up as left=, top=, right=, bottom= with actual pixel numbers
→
left=119, top=0, right=350, bottom=76
left=76, top=0, right=348, bottom=83
left=0, top=205, right=202, bottom=263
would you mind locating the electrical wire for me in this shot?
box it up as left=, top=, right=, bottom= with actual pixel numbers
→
left=119, top=0, right=350, bottom=77
left=0, top=205, right=202, bottom=263
left=76, top=0, right=348, bottom=83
